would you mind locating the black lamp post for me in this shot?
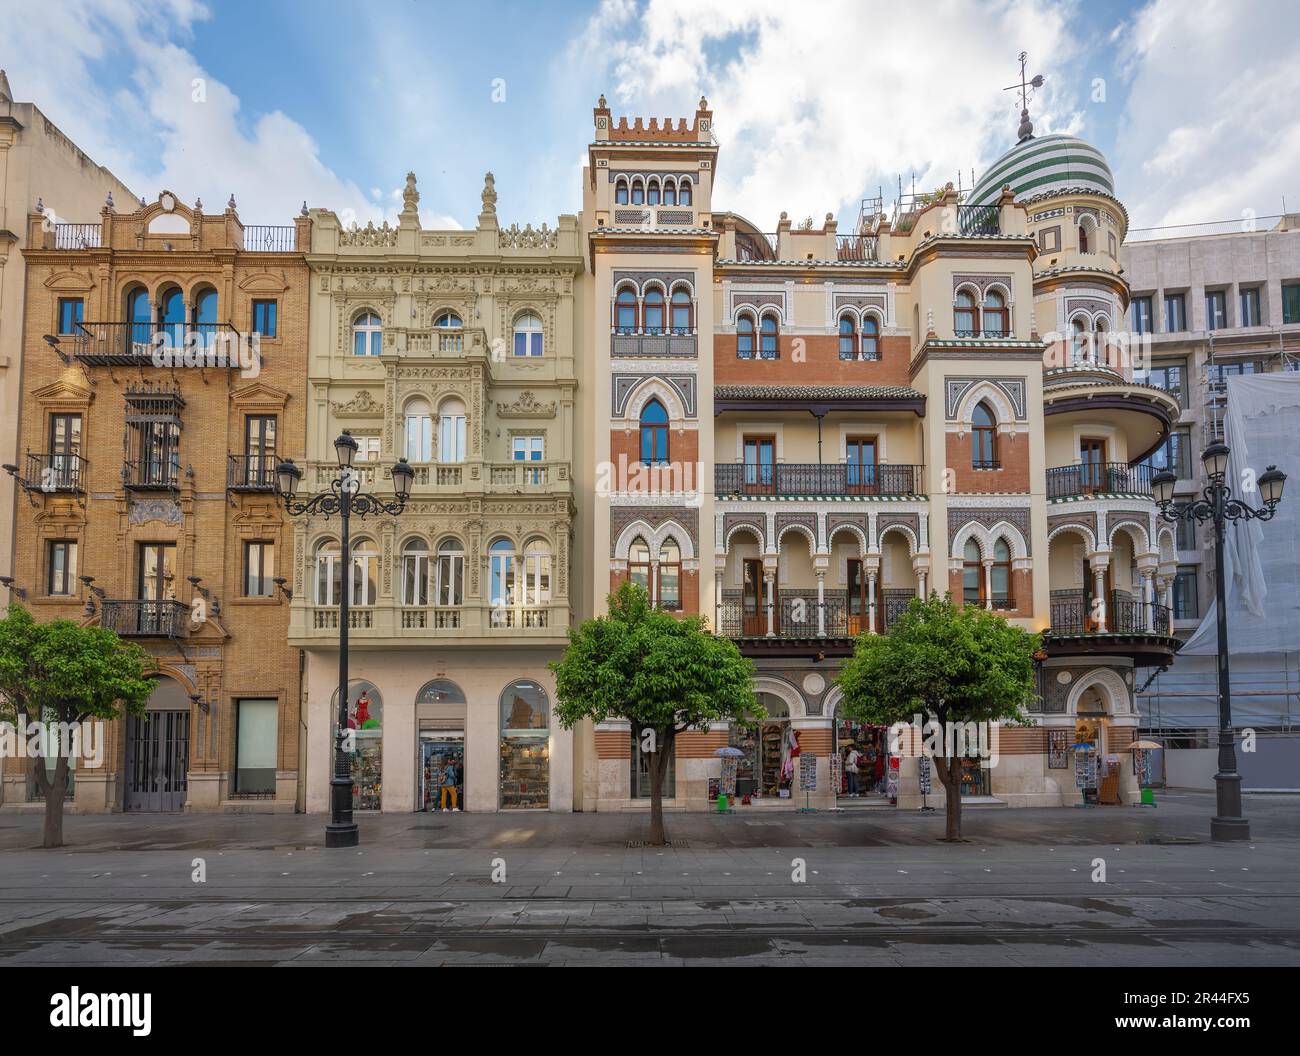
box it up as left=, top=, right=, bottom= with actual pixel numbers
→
left=276, top=432, right=415, bottom=848
left=1151, top=442, right=1286, bottom=841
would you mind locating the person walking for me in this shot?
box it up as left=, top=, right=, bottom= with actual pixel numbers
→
left=844, top=745, right=862, bottom=797
left=440, top=758, right=460, bottom=812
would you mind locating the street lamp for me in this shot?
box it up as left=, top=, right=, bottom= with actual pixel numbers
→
left=1151, top=445, right=1287, bottom=841
left=276, top=432, right=415, bottom=848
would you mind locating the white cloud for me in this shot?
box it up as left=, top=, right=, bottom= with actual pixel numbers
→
left=1113, top=0, right=1300, bottom=231
left=570, top=0, right=1086, bottom=228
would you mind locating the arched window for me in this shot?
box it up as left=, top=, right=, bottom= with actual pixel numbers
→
left=643, top=287, right=665, bottom=335
left=350, top=538, right=379, bottom=606
left=640, top=398, right=669, bottom=465
left=982, top=290, right=1007, bottom=337
left=315, top=540, right=342, bottom=605
left=1078, top=222, right=1090, bottom=254
left=972, top=401, right=998, bottom=468
left=954, top=290, right=978, bottom=337
left=861, top=315, right=880, bottom=360
left=991, top=538, right=1012, bottom=608
left=438, top=398, right=466, bottom=463
left=658, top=537, right=681, bottom=611
left=161, top=287, right=185, bottom=348
left=499, top=679, right=549, bottom=808
left=615, top=287, right=637, bottom=334
left=401, top=538, right=430, bottom=606
left=670, top=287, right=692, bottom=333
left=127, top=287, right=152, bottom=348
left=353, top=311, right=382, bottom=356
left=663, top=179, right=677, bottom=206
left=434, top=311, right=462, bottom=329
left=615, top=178, right=629, bottom=205
left=1071, top=316, right=1090, bottom=365
left=523, top=538, right=552, bottom=610
left=647, top=177, right=661, bottom=206
left=631, top=177, right=645, bottom=205
left=759, top=313, right=779, bottom=359
left=489, top=539, right=516, bottom=623
left=513, top=311, right=543, bottom=357
left=192, top=288, right=218, bottom=347
left=678, top=179, right=692, bottom=206
left=435, top=538, right=464, bottom=606
left=838, top=314, right=857, bottom=360
left=962, top=538, right=983, bottom=606
left=736, top=313, right=756, bottom=359
left=629, top=536, right=651, bottom=591
left=404, top=398, right=432, bottom=462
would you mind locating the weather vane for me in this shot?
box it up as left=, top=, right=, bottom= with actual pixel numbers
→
left=1003, top=51, right=1044, bottom=142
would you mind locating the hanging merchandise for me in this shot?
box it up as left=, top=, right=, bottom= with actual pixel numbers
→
left=918, top=755, right=932, bottom=795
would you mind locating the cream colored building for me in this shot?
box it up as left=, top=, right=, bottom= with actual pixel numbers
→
left=293, top=172, right=583, bottom=813
left=0, top=71, right=134, bottom=598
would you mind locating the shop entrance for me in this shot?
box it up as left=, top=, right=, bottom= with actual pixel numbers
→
left=729, top=693, right=795, bottom=801
left=420, top=734, right=465, bottom=812
left=124, top=675, right=191, bottom=812
left=835, top=717, right=890, bottom=799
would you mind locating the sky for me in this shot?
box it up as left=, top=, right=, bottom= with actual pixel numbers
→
left=3, top=0, right=1298, bottom=238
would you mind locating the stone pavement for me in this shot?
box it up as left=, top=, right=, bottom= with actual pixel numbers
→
left=0, top=792, right=1297, bottom=965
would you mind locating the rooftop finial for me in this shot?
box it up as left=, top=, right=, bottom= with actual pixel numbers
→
left=1003, top=50, right=1044, bottom=143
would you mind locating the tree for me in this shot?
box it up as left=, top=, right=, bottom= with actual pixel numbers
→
left=0, top=605, right=155, bottom=848
left=550, top=582, right=756, bottom=846
left=836, top=594, right=1039, bottom=841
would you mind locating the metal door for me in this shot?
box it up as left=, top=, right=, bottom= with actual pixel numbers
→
left=124, top=710, right=189, bottom=811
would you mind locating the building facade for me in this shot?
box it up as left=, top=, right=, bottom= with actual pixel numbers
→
left=2, top=192, right=309, bottom=812
left=0, top=70, right=135, bottom=605
left=294, top=173, right=583, bottom=814
left=576, top=100, right=1182, bottom=811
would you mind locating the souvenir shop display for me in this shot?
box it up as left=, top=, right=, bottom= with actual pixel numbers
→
left=958, top=757, right=990, bottom=797
left=347, top=689, right=383, bottom=811
left=420, top=735, right=464, bottom=812
left=761, top=723, right=785, bottom=795
left=500, top=738, right=548, bottom=808
left=729, top=724, right=758, bottom=797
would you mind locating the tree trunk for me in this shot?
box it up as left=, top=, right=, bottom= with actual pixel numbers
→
left=647, top=733, right=667, bottom=846
left=42, top=752, right=69, bottom=850
left=933, top=755, right=964, bottom=841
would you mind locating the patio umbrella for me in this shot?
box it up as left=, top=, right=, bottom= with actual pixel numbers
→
left=713, top=746, right=744, bottom=810
left=1128, top=739, right=1163, bottom=750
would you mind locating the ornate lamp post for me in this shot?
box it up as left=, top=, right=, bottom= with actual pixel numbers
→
left=1151, top=442, right=1286, bottom=841
left=276, top=432, right=415, bottom=848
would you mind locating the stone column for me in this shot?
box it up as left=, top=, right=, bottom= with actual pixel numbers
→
left=816, top=570, right=826, bottom=636
left=764, top=570, right=775, bottom=637
left=983, top=559, right=994, bottom=610
left=1093, top=563, right=1109, bottom=632
left=867, top=568, right=878, bottom=633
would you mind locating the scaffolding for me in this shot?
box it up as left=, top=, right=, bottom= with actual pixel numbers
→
left=1201, top=326, right=1300, bottom=446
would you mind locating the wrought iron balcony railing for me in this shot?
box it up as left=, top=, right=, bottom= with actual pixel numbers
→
left=25, top=453, right=87, bottom=493
left=1046, top=462, right=1155, bottom=499
left=1048, top=591, right=1171, bottom=636
left=71, top=321, right=241, bottom=365
left=227, top=453, right=278, bottom=491
left=123, top=458, right=180, bottom=491
left=242, top=225, right=296, bottom=252
left=716, top=463, right=925, bottom=498
left=100, top=600, right=188, bottom=639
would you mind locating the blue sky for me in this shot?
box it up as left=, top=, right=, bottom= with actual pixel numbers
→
left=5, top=0, right=1299, bottom=237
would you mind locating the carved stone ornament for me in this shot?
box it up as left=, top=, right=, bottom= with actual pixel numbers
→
left=496, top=391, right=557, bottom=418
left=331, top=390, right=384, bottom=417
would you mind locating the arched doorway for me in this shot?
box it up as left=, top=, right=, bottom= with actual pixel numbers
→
left=416, top=678, right=466, bottom=812
left=124, top=675, right=191, bottom=812
left=331, top=679, right=384, bottom=811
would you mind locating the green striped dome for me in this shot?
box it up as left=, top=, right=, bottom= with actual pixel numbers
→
left=968, top=133, right=1114, bottom=207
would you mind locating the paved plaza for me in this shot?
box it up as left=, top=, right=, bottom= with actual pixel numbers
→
left=1, top=792, right=1297, bottom=966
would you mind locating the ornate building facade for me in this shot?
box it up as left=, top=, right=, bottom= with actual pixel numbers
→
left=3, top=192, right=310, bottom=812
left=293, top=173, right=582, bottom=814
left=576, top=99, right=1182, bottom=812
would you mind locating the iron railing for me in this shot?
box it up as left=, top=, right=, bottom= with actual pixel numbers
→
left=25, top=452, right=87, bottom=492
left=53, top=224, right=102, bottom=249
left=123, top=458, right=180, bottom=490
left=957, top=204, right=1000, bottom=235
left=835, top=234, right=879, bottom=261
left=1046, top=462, right=1155, bottom=499
left=716, top=596, right=856, bottom=639
left=242, top=225, right=297, bottom=252
left=100, top=600, right=188, bottom=639
left=715, top=463, right=925, bottom=498
left=71, top=321, right=241, bottom=365
left=227, top=453, right=278, bottom=491
left=1048, top=591, right=1171, bottom=636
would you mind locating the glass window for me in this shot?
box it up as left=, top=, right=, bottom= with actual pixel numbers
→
left=663, top=180, right=677, bottom=206
left=615, top=179, right=629, bottom=205
left=402, top=539, right=430, bottom=606
left=315, top=541, right=342, bottom=605
left=1283, top=283, right=1300, bottom=325
left=499, top=680, right=549, bottom=809
left=513, top=312, right=543, bottom=357
left=639, top=398, right=669, bottom=465
left=1173, top=566, right=1199, bottom=620
left=48, top=540, right=77, bottom=595
left=523, top=539, right=551, bottom=607
left=962, top=538, right=982, bottom=605
left=1132, top=296, right=1154, bottom=334
left=678, top=180, right=691, bottom=206
left=489, top=538, right=516, bottom=618
left=628, top=536, right=651, bottom=592
left=1145, top=360, right=1186, bottom=408
left=658, top=537, right=681, bottom=610
left=235, top=699, right=277, bottom=796
left=334, top=681, right=383, bottom=810
left=759, top=314, right=778, bottom=359
left=435, top=538, right=464, bottom=606
left=972, top=401, right=998, bottom=467
left=838, top=315, right=857, bottom=360
left=631, top=178, right=644, bottom=205
left=647, top=179, right=661, bottom=206
left=127, top=287, right=152, bottom=347
left=991, top=539, right=1011, bottom=604
left=350, top=540, right=378, bottom=606
left=1163, top=293, right=1186, bottom=332
left=404, top=399, right=432, bottom=462
left=631, top=729, right=676, bottom=798
left=353, top=311, right=382, bottom=356
left=983, top=290, right=1007, bottom=336
left=354, top=435, right=381, bottom=462
left=57, top=298, right=83, bottom=335
left=615, top=288, right=637, bottom=333
left=438, top=399, right=466, bottom=463
left=1176, top=516, right=1197, bottom=552
left=1205, top=290, right=1227, bottom=330
left=1141, top=427, right=1191, bottom=479
left=954, top=290, right=977, bottom=336
left=736, top=313, right=755, bottom=359
left=670, top=288, right=691, bottom=333
left=860, top=316, right=879, bottom=360
left=252, top=299, right=277, bottom=337
left=434, top=311, right=462, bottom=329
left=160, top=287, right=185, bottom=348
left=643, top=288, right=665, bottom=335
left=244, top=541, right=274, bottom=597
left=1239, top=287, right=1261, bottom=327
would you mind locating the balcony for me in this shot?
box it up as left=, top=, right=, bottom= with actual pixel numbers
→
left=956, top=204, right=999, bottom=236
left=1044, top=590, right=1179, bottom=666
left=71, top=321, right=241, bottom=366
left=293, top=603, right=569, bottom=644
left=303, top=460, right=571, bottom=496
left=100, top=600, right=188, bottom=639
left=715, top=463, right=924, bottom=499
left=611, top=330, right=697, bottom=358
left=227, top=454, right=277, bottom=492
left=123, top=459, right=180, bottom=492
left=242, top=225, right=296, bottom=252
left=23, top=453, right=87, bottom=494
left=1046, top=462, right=1155, bottom=500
